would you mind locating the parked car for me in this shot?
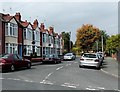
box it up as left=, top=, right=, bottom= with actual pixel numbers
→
left=0, top=54, right=31, bottom=72
left=42, top=54, right=61, bottom=64
left=79, top=53, right=102, bottom=70
left=63, top=53, right=76, bottom=60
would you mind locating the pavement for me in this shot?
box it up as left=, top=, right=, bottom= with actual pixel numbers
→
left=101, top=57, right=120, bottom=78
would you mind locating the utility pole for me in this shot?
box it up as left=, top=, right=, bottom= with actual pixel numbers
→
left=101, top=35, right=104, bottom=52
left=69, top=31, right=71, bottom=52
left=96, top=41, right=98, bottom=52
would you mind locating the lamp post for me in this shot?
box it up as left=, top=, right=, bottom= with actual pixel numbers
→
left=101, top=34, right=104, bottom=52
left=96, top=41, right=98, bottom=52
left=69, top=32, right=71, bottom=52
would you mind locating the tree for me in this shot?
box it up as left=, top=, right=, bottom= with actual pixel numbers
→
left=62, top=32, right=72, bottom=53
left=92, top=30, right=109, bottom=52
left=106, top=34, right=120, bottom=54
left=76, top=24, right=101, bottom=52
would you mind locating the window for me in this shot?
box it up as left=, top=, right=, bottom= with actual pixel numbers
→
left=43, top=34, right=46, bottom=43
left=9, top=23, right=18, bottom=37
left=24, top=29, right=26, bottom=39
left=5, top=43, right=18, bottom=54
left=5, top=23, right=8, bottom=35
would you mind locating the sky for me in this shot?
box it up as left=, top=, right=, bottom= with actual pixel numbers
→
left=0, top=0, right=119, bottom=44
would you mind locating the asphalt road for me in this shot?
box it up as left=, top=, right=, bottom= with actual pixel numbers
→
left=1, top=57, right=119, bottom=91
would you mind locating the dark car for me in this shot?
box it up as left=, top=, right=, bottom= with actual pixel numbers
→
left=42, top=54, right=61, bottom=64
left=0, top=54, right=31, bottom=72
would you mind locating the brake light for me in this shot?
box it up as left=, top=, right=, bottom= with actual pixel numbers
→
left=95, top=59, right=99, bottom=62
left=0, top=60, right=6, bottom=65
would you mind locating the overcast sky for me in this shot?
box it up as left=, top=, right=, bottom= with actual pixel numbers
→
left=0, top=0, right=118, bottom=43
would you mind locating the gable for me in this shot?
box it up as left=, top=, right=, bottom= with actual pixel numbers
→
left=27, top=24, right=32, bottom=29
left=10, top=18, right=17, bottom=24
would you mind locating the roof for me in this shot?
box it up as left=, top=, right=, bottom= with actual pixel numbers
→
left=2, top=14, right=13, bottom=22
left=20, top=20, right=29, bottom=27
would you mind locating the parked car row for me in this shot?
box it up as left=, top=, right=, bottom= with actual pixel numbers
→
left=0, top=54, right=31, bottom=72
left=0, top=53, right=63, bottom=72
left=79, top=52, right=104, bottom=70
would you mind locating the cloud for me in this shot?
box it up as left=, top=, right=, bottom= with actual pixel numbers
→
left=0, top=2, right=118, bottom=43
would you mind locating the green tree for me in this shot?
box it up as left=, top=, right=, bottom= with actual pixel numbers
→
left=76, top=24, right=101, bottom=52
left=62, top=32, right=71, bottom=52
left=106, top=34, right=120, bottom=54
left=92, top=30, right=109, bottom=52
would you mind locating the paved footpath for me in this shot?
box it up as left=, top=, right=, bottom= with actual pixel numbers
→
left=101, top=57, right=120, bottom=78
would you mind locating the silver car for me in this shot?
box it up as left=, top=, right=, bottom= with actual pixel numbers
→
left=79, top=53, right=102, bottom=70
left=64, top=53, right=76, bottom=60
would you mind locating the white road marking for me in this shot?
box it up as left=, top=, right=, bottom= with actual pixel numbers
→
left=101, top=69, right=119, bottom=78
left=74, top=62, right=78, bottom=63
left=13, top=79, right=20, bottom=81
left=24, top=80, right=31, bottom=82
left=3, top=73, right=12, bottom=75
left=7, top=78, right=14, bottom=80
left=86, top=88, right=96, bottom=90
left=0, top=78, right=4, bottom=80
left=40, top=80, right=53, bottom=85
left=61, top=83, right=79, bottom=89
left=56, top=66, right=63, bottom=70
left=97, top=87, right=105, bottom=90
left=45, top=72, right=53, bottom=79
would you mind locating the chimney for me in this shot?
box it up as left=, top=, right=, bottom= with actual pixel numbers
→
left=15, top=12, right=21, bottom=21
left=33, top=19, right=38, bottom=25
left=40, top=23, right=45, bottom=30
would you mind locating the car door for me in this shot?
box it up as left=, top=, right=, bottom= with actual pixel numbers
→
left=17, top=54, right=26, bottom=67
left=13, top=54, right=22, bottom=69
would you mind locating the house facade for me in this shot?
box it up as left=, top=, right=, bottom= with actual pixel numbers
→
left=0, top=12, right=63, bottom=57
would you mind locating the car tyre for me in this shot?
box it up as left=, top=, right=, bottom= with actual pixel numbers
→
left=10, top=64, right=15, bottom=71
left=96, top=66, right=101, bottom=70
left=79, top=65, right=83, bottom=68
left=27, top=63, right=31, bottom=69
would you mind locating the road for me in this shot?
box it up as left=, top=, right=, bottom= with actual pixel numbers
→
left=1, top=57, right=119, bottom=91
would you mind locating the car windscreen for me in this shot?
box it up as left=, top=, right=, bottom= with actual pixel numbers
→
left=65, top=53, right=72, bottom=56
left=83, top=54, right=97, bottom=58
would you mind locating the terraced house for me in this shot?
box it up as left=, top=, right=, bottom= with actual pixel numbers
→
left=0, top=12, right=63, bottom=57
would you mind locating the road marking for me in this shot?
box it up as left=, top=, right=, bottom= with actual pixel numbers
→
left=40, top=80, right=53, bottom=85
left=61, top=83, right=79, bottom=89
left=45, top=72, right=53, bottom=79
left=0, top=78, right=4, bottom=80
left=86, top=88, right=96, bottom=90
left=74, top=62, right=78, bottom=63
left=97, top=87, right=105, bottom=90
left=101, top=69, right=119, bottom=78
left=7, top=78, right=14, bottom=80
left=56, top=66, right=63, bottom=70
left=13, top=79, right=20, bottom=81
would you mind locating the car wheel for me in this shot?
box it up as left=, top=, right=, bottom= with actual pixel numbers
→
left=11, top=64, right=15, bottom=71
left=79, top=65, right=83, bottom=68
left=54, top=61, right=57, bottom=64
left=96, top=66, right=101, bottom=70
left=27, top=63, right=31, bottom=69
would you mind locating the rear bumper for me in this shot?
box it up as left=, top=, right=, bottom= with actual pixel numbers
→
left=79, top=61, right=100, bottom=67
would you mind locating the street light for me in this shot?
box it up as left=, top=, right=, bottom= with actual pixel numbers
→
left=96, top=41, right=98, bottom=52
left=69, top=31, right=71, bottom=52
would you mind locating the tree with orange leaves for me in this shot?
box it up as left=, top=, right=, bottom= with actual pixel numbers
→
left=76, top=24, right=101, bottom=52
